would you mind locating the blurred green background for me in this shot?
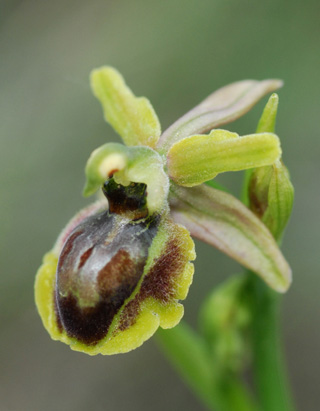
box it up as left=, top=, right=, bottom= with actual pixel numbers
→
left=1, top=0, right=319, bottom=410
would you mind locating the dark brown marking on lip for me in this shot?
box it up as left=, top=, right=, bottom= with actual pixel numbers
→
left=56, top=249, right=145, bottom=345
left=97, top=250, right=141, bottom=298
left=59, top=231, right=83, bottom=268
left=78, top=246, right=94, bottom=269
left=117, top=298, right=140, bottom=332
left=56, top=294, right=116, bottom=345
left=140, top=241, right=181, bottom=303
left=118, top=237, right=186, bottom=332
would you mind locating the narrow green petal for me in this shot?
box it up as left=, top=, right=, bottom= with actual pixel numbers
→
left=256, top=93, right=279, bottom=133
left=242, top=93, right=280, bottom=205
left=91, top=66, right=161, bottom=148
left=170, top=184, right=291, bottom=293
left=167, top=130, right=281, bottom=187
left=157, top=79, right=283, bottom=152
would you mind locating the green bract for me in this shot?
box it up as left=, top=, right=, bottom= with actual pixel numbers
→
left=35, top=66, right=292, bottom=355
left=248, top=94, right=294, bottom=241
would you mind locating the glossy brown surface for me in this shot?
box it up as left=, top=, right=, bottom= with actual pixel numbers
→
left=56, top=210, right=159, bottom=344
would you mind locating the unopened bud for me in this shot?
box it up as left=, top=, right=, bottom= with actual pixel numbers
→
left=248, top=94, right=294, bottom=240
left=249, top=160, right=294, bottom=240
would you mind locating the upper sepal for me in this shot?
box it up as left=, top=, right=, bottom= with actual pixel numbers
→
left=91, top=66, right=161, bottom=148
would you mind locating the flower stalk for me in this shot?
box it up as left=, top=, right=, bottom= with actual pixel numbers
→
left=249, top=277, right=295, bottom=411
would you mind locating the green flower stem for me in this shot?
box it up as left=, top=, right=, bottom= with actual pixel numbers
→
left=156, top=322, right=257, bottom=411
left=213, top=376, right=257, bottom=411
left=249, top=274, right=295, bottom=411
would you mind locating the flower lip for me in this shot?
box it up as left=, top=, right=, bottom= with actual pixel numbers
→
left=55, top=209, right=161, bottom=345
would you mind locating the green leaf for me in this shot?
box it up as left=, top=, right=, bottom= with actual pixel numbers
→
left=91, top=66, right=161, bottom=148
left=167, top=130, right=281, bottom=186
left=170, top=184, right=291, bottom=293
left=157, top=79, right=283, bottom=152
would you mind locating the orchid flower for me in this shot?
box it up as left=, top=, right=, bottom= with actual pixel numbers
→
left=35, top=67, right=291, bottom=355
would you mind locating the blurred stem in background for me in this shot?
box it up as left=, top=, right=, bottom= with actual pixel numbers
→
left=156, top=93, right=295, bottom=411
left=249, top=275, right=294, bottom=411
left=157, top=320, right=257, bottom=411
left=156, top=281, right=294, bottom=411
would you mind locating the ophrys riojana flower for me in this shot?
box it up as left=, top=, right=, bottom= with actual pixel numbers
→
left=35, top=67, right=291, bottom=355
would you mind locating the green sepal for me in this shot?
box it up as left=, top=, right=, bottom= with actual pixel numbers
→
left=157, top=79, right=283, bottom=153
left=256, top=93, right=279, bottom=134
left=84, top=143, right=169, bottom=214
left=170, top=184, right=291, bottom=293
left=167, top=130, right=281, bottom=187
left=199, top=274, right=251, bottom=374
left=91, top=66, right=161, bottom=148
